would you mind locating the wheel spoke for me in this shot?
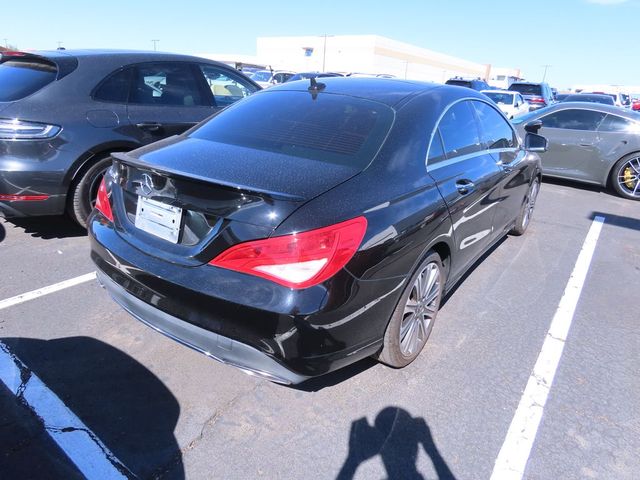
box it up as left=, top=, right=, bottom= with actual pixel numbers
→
left=400, top=314, right=415, bottom=341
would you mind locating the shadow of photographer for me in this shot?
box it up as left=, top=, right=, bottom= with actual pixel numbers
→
left=0, top=336, right=184, bottom=479
left=338, top=406, right=455, bottom=480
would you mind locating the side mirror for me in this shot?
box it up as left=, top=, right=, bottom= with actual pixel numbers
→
left=525, top=119, right=543, bottom=134
left=525, top=132, right=547, bottom=152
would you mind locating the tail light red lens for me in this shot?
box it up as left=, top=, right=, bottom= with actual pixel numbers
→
left=529, top=97, right=545, bottom=104
left=95, top=177, right=113, bottom=222
left=209, top=216, right=368, bottom=289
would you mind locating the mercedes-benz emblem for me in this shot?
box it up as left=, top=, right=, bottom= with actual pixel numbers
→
left=140, top=173, right=154, bottom=196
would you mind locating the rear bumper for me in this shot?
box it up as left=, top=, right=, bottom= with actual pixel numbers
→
left=96, top=269, right=309, bottom=385
left=89, top=215, right=401, bottom=382
left=0, top=141, right=71, bottom=217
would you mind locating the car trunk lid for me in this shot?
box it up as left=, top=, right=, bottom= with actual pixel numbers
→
left=108, top=137, right=363, bottom=266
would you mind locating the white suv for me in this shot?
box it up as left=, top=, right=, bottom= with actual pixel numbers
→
left=481, top=90, right=529, bottom=119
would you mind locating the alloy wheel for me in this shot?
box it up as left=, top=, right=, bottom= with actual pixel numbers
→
left=399, top=262, right=441, bottom=356
left=617, top=157, right=640, bottom=198
left=522, top=179, right=540, bottom=229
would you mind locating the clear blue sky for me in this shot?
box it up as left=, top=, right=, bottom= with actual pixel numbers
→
left=3, top=0, right=638, bottom=88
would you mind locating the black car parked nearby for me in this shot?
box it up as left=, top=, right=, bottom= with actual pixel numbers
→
left=90, top=78, right=545, bottom=384
left=445, top=77, right=491, bottom=91
left=0, top=49, right=260, bottom=226
left=508, top=81, right=555, bottom=111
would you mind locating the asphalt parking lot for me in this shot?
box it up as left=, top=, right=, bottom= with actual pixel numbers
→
left=0, top=178, right=638, bottom=480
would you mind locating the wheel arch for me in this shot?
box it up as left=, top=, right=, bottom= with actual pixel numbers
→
left=605, top=150, right=640, bottom=188
left=64, top=140, right=141, bottom=190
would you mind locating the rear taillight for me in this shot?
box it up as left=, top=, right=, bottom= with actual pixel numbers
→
left=209, top=216, right=368, bottom=289
left=0, top=118, right=61, bottom=140
left=95, top=178, right=113, bottom=222
left=529, top=97, right=545, bottom=104
left=0, top=194, right=48, bottom=201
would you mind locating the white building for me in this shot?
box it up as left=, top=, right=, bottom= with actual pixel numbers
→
left=255, top=35, right=493, bottom=83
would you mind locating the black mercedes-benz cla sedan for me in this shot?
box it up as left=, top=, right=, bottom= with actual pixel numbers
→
left=89, top=78, right=546, bottom=384
left=0, top=49, right=259, bottom=226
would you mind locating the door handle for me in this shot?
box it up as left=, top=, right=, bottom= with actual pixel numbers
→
left=136, top=122, right=162, bottom=132
left=455, top=179, right=475, bottom=195
left=579, top=143, right=593, bottom=147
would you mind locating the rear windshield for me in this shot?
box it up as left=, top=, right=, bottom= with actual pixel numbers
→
left=509, top=83, right=542, bottom=95
left=0, top=58, right=57, bottom=102
left=446, top=80, right=472, bottom=88
left=483, top=92, right=514, bottom=105
left=190, top=90, right=394, bottom=168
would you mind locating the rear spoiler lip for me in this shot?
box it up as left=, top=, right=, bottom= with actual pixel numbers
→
left=111, top=151, right=306, bottom=203
left=0, top=50, right=78, bottom=81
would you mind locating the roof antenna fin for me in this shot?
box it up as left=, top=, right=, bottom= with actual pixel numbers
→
left=308, top=77, right=326, bottom=100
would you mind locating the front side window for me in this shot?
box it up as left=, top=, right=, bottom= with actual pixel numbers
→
left=472, top=101, right=516, bottom=149
left=129, top=63, right=205, bottom=106
left=199, top=65, right=257, bottom=107
left=484, top=92, right=514, bottom=106
left=540, top=109, right=606, bottom=131
left=437, top=101, right=482, bottom=158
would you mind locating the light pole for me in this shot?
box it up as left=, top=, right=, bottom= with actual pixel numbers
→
left=3, top=38, right=8, bottom=48
left=541, top=64, right=552, bottom=82
left=151, top=39, right=160, bottom=51
left=57, top=41, right=63, bottom=49
left=321, top=34, right=333, bottom=72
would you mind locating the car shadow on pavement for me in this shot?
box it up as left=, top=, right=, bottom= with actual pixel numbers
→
left=0, top=336, right=184, bottom=479
left=292, top=357, right=378, bottom=392
left=337, top=406, right=456, bottom=480
left=542, top=176, right=620, bottom=199
left=0, top=222, right=5, bottom=243
left=3, top=216, right=86, bottom=239
left=591, top=211, right=640, bottom=232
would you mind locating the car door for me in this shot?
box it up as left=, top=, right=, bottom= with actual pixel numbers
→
left=537, top=108, right=606, bottom=179
left=126, top=62, right=216, bottom=145
left=427, top=100, right=505, bottom=281
left=472, top=100, right=531, bottom=233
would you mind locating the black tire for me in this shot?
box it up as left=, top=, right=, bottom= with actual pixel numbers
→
left=610, top=154, right=640, bottom=200
left=510, top=177, right=540, bottom=236
left=68, top=155, right=114, bottom=228
left=377, top=251, right=445, bottom=368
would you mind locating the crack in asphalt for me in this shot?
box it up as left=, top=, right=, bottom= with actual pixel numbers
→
left=152, top=379, right=265, bottom=479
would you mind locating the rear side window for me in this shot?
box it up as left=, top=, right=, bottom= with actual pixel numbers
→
left=427, top=129, right=446, bottom=166
left=598, top=114, right=640, bottom=133
left=190, top=91, right=394, bottom=168
left=541, top=109, right=606, bottom=131
left=129, top=63, right=206, bottom=106
left=94, top=67, right=133, bottom=103
left=472, top=101, right=516, bottom=149
left=509, top=84, right=542, bottom=96
left=0, top=58, right=57, bottom=102
left=438, top=101, right=482, bottom=158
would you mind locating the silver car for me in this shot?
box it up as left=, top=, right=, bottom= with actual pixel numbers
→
left=513, top=102, right=640, bottom=200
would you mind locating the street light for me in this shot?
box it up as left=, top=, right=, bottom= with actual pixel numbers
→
left=541, top=64, right=552, bottom=82
left=321, top=34, right=334, bottom=73
left=151, top=39, right=160, bottom=51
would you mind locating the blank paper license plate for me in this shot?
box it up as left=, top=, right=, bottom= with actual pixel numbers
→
left=135, top=196, right=182, bottom=243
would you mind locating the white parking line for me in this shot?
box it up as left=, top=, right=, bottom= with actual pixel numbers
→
left=0, top=341, right=130, bottom=479
left=490, top=216, right=605, bottom=480
left=0, top=272, right=96, bottom=311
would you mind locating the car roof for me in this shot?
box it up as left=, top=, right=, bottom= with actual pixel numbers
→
left=267, top=77, right=480, bottom=107
left=26, top=49, right=221, bottom=63
left=481, top=89, right=515, bottom=94
left=542, top=101, right=639, bottom=117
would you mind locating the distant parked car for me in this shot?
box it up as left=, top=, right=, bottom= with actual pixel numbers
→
left=632, top=99, right=640, bottom=111
left=481, top=90, right=529, bottom=119
left=560, top=94, right=615, bottom=106
left=89, top=78, right=545, bottom=384
left=445, top=77, right=490, bottom=91
left=513, top=102, right=640, bottom=200
left=249, top=70, right=295, bottom=88
left=286, top=72, right=344, bottom=82
left=554, top=93, right=570, bottom=102
left=508, top=82, right=555, bottom=111
left=0, top=49, right=260, bottom=226
left=583, top=91, right=629, bottom=108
